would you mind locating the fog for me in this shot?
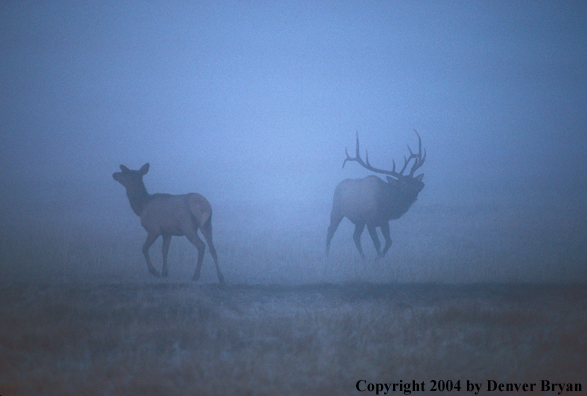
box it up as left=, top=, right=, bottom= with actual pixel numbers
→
left=1, top=1, right=586, bottom=284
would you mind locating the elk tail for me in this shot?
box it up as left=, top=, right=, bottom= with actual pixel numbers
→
left=187, top=193, right=212, bottom=228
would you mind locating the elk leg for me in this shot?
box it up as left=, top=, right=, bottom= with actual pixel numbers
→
left=326, top=214, right=343, bottom=256
left=143, top=232, right=161, bottom=278
left=367, top=225, right=382, bottom=257
left=161, top=234, right=171, bottom=277
left=353, top=223, right=366, bottom=259
left=380, top=222, right=392, bottom=257
left=201, top=222, right=224, bottom=284
left=185, top=231, right=206, bottom=282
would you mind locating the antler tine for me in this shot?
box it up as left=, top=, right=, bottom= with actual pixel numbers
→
left=341, top=132, right=401, bottom=177
left=411, top=147, right=426, bottom=173
left=414, top=129, right=422, bottom=151
left=392, top=130, right=426, bottom=176
left=341, top=130, right=425, bottom=177
left=408, top=129, right=426, bottom=175
left=342, top=131, right=361, bottom=168
left=398, top=154, right=410, bottom=175
left=342, top=147, right=350, bottom=168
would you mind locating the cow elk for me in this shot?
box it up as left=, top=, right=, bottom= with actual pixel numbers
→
left=113, top=163, right=224, bottom=283
left=326, top=131, right=426, bottom=259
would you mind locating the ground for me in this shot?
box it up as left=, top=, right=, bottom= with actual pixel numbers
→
left=1, top=282, right=585, bottom=396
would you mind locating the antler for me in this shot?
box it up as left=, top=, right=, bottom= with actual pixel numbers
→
left=342, top=130, right=426, bottom=178
left=405, top=130, right=426, bottom=176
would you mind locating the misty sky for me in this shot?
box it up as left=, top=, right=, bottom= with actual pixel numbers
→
left=1, top=2, right=586, bottom=254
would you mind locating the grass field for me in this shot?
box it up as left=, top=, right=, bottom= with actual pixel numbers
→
left=1, top=282, right=585, bottom=395
left=1, top=200, right=585, bottom=395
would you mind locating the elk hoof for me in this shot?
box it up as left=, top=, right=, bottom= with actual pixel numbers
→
left=149, top=269, right=161, bottom=278
left=162, top=270, right=168, bottom=278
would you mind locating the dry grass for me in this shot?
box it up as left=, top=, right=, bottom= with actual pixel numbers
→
left=0, top=282, right=585, bottom=396
left=1, top=200, right=585, bottom=394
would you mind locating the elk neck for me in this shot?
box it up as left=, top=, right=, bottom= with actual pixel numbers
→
left=385, top=184, right=420, bottom=219
left=125, top=182, right=151, bottom=217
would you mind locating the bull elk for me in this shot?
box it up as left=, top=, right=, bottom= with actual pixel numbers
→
left=112, top=163, right=224, bottom=283
left=326, top=131, right=426, bottom=259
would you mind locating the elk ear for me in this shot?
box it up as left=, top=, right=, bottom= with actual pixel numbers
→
left=414, top=173, right=424, bottom=182
left=386, top=176, right=399, bottom=185
left=120, top=165, right=130, bottom=172
left=139, top=163, right=150, bottom=175
left=112, top=172, right=121, bottom=181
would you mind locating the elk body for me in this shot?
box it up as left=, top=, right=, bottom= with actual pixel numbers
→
left=326, top=132, right=426, bottom=259
left=113, top=163, right=224, bottom=283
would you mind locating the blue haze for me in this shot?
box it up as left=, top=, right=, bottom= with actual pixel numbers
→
left=1, top=1, right=586, bottom=283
